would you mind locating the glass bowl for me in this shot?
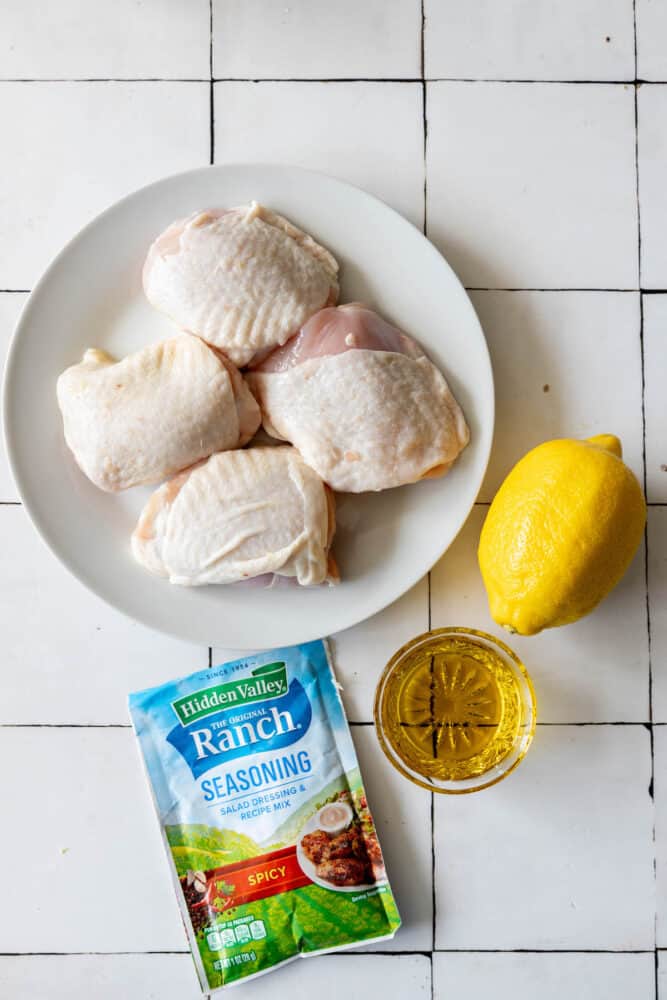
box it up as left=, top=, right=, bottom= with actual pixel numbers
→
left=373, top=627, right=536, bottom=794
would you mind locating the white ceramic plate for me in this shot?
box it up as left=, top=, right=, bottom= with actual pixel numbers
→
left=3, top=164, right=493, bottom=648
left=295, top=811, right=384, bottom=894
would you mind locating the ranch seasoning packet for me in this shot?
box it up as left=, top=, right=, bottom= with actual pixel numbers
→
left=129, top=640, right=400, bottom=991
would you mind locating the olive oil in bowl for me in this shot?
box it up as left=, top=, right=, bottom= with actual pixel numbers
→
left=374, top=629, right=536, bottom=793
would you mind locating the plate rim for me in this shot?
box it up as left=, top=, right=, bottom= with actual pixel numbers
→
left=2, top=162, right=494, bottom=647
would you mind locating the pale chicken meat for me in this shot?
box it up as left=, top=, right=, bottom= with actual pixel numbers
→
left=57, top=334, right=260, bottom=492
left=143, top=202, right=339, bottom=367
left=247, top=304, right=470, bottom=493
left=132, top=447, right=338, bottom=586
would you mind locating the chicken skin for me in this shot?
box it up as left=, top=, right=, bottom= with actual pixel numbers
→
left=247, top=304, right=470, bottom=493
left=57, top=334, right=260, bottom=492
left=143, top=203, right=339, bottom=367
left=132, top=447, right=338, bottom=587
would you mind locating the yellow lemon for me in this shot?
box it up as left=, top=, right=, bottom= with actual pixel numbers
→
left=478, top=435, right=646, bottom=635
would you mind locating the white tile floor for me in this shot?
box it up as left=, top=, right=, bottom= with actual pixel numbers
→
left=469, top=289, right=643, bottom=500
left=433, top=952, right=656, bottom=1000
left=649, top=509, right=667, bottom=724
left=637, top=0, right=667, bottom=81
left=0, top=2, right=664, bottom=997
left=0, top=82, right=210, bottom=288
left=639, top=85, right=667, bottom=288
left=426, top=81, right=638, bottom=289
left=0, top=506, right=207, bottom=724
left=0, top=953, right=431, bottom=1000
left=212, top=1, right=422, bottom=81
left=214, top=81, right=425, bottom=229
left=0, top=0, right=211, bottom=80
left=424, top=0, right=635, bottom=81
left=434, top=726, right=655, bottom=950
left=0, top=955, right=204, bottom=1000
left=644, top=294, right=667, bottom=501
left=0, top=728, right=185, bottom=953
left=0, top=293, right=25, bottom=501
left=655, top=726, right=667, bottom=947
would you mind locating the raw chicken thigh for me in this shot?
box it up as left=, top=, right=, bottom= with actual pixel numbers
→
left=143, top=202, right=339, bottom=367
left=247, top=305, right=469, bottom=493
left=57, top=334, right=260, bottom=492
left=132, top=447, right=338, bottom=586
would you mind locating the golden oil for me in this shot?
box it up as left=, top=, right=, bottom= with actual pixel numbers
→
left=375, top=629, right=536, bottom=792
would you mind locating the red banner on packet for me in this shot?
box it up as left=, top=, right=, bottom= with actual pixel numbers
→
left=200, top=846, right=311, bottom=912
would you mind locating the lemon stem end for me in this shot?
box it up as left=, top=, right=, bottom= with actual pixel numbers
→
left=587, top=434, right=622, bottom=459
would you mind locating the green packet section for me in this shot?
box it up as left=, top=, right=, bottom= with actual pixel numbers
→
left=196, top=882, right=401, bottom=989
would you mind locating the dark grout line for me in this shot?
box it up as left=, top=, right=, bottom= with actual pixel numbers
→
left=428, top=78, right=642, bottom=85
left=214, top=76, right=664, bottom=85
left=0, top=289, right=30, bottom=293
left=655, top=950, right=660, bottom=998
left=209, top=0, right=214, bottom=79
left=432, top=948, right=656, bottom=954
left=0, top=78, right=209, bottom=83
left=635, top=136, right=645, bottom=399
left=0, top=948, right=656, bottom=957
left=1, top=720, right=658, bottom=728
left=0, top=951, right=190, bottom=957
left=421, top=7, right=436, bottom=969
left=537, top=721, right=652, bottom=726
left=331, top=951, right=434, bottom=957
left=209, top=0, right=215, bottom=165
left=0, top=502, right=22, bottom=506
left=420, top=1, right=425, bottom=81
left=1, top=75, right=667, bottom=85
left=430, top=788, right=436, bottom=951
left=421, top=6, right=432, bottom=645
left=214, top=77, right=423, bottom=84
left=420, top=35, right=429, bottom=238
left=1, top=723, right=131, bottom=731
left=422, top=80, right=428, bottom=235
left=633, top=0, right=658, bottom=970
left=466, top=287, right=640, bottom=292
left=209, top=84, right=215, bottom=164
